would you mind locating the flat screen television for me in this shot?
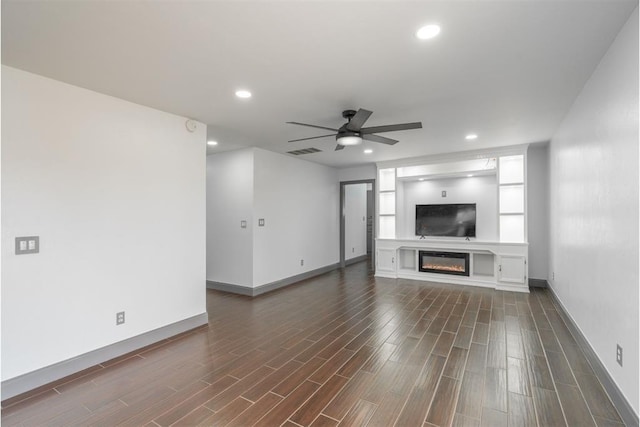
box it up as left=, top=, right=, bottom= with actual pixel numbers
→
left=415, top=203, right=476, bottom=237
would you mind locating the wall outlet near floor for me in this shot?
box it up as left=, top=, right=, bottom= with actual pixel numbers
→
left=300, top=259, right=304, bottom=266
left=616, top=344, right=623, bottom=366
left=552, top=271, right=555, bottom=280
left=352, top=247, right=355, bottom=253
left=116, top=311, right=125, bottom=325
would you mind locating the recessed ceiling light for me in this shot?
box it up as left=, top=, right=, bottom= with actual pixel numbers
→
left=207, top=140, right=218, bottom=146
left=416, top=24, right=441, bottom=40
left=467, top=174, right=473, bottom=177
left=364, top=149, right=373, bottom=154
left=465, top=133, right=478, bottom=140
left=235, top=90, right=252, bottom=99
left=419, top=178, right=425, bottom=181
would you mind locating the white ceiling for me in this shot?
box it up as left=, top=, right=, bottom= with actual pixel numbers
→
left=2, top=1, right=636, bottom=168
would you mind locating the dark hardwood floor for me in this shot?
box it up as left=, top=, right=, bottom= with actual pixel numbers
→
left=2, top=261, right=626, bottom=426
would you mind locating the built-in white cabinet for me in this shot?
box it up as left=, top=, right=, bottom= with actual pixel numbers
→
left=375, top=238, right=529, bottom=292
left=498, top=255, right=526, bottom=284
left=376, top=248, right=396, bottom=273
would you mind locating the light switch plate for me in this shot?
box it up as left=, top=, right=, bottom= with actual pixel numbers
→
left=259, top=218, right=265, bottom=227
left=15, top=236, right=39, bottom=255
left=241, top=220, right=247, bottom=229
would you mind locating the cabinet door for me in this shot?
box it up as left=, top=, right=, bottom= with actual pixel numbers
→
left=376, top=249, right=396, bottom=272
left=498, top=255, right=526, bottom=283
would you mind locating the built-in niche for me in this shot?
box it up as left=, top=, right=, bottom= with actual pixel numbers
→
left=398, top=175, right=498, bottom=241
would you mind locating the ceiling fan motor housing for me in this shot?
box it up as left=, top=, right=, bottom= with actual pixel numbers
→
left=342, top=109, right=357, bottom=120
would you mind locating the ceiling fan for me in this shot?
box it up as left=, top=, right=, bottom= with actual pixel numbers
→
left=286, top=109, right=423, bottom=151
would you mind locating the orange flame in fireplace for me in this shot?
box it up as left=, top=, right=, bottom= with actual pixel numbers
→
left=423, top=263, right=466, bottom=272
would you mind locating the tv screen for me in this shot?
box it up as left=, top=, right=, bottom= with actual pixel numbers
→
left=416, top=204, right=476, bottom=237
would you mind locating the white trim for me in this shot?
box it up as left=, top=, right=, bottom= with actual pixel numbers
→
left=376, top=144, right=530, bottom=169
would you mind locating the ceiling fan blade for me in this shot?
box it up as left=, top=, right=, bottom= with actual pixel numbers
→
left=360, top=122, right=423, bottom=134
left=362, top=134, right=398, bottom=145
left=335, top=144, right=345, bottom=151
left=346, top=109, right=373, bottom=131
left=286, top=121, right=339, bottom=132
left=288, top=134, right=336, bottom=143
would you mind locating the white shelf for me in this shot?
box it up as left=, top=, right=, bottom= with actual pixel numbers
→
left=499, top=155, right=524, bottom=184
left=379, top=168, right=396, bottom=191
left=499, top=184, right=524, bottom=214
left=500, top=215, right=525, bottom=243
left=379, top=216, right=395, bottom=239
left=379, top=192, right=395, bottom=215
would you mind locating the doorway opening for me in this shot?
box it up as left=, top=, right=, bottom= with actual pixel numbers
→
left=340, top=179, right=375, bottom=268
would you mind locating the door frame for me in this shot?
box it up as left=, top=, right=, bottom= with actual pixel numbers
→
left=340, top=179, right=376, bottom=268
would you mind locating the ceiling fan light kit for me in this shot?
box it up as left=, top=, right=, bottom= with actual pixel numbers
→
left=287, top=108, right=422, bottom=153
left=337, top=134, right=363, bottom=146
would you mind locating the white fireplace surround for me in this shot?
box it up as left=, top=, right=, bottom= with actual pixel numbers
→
left=375, top=237, right=529, bottom=293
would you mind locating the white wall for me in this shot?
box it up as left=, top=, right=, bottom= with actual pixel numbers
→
left=206, top=149, right=254, bottom=287
left=398, top=175, right=498, bottom=240
left=548, top=9, right=638, bottom=413
left=527, top=143, right=549, bottom=280
left=337, top=164, right=376, bottom=182
left=1, top=67, right=206, bottom=380
left=252, top=149, right=339, bottom=286
left=344, top=183, right=367, bottom=260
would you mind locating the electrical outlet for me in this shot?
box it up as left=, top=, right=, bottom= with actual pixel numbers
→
left=442, top=191, right=447, bottom=197
left=300, top=259, right=304, bottom=266
left=352, top=247, right=355, bottom=253
left=116, top=311, right=125, bottom=325
left=616, top=344, right=623, bottom=366
left=552, top=271, right=555, bottom=280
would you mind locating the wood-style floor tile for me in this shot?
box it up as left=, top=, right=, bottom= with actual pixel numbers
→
left=453, top=413, right=481, bottom=427
left=336, top=399, right=376, bottom=427
left=483, top=367, right=507, bottom=412
left=425, top=376, right=461, bottom=426
left=480, top=407, right=507, bottom=427
left=456, top=371, right=484, bottom=419
left=555, top=382, right=597, bottom=427
left=1, top=262, right=626, bottom=427
left=289, top=375, right=348, bottom=426
left=574, top=372, right=624, bottom=423
left=508, top=392, right=536, bottom=427
left=226, top=392, right=283, bottom=427
left=532, top=386, right=566, bottom=426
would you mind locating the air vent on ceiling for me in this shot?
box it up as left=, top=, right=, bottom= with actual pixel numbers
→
left=287, top=147, right=322, bottom=155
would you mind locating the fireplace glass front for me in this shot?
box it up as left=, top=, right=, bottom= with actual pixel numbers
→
left=419, top=251, right=470, bottom=276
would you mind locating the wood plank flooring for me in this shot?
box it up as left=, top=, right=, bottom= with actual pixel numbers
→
left=1, top=261, right=626, bottom=426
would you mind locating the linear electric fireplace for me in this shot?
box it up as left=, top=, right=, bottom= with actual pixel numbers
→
left=419, top=251, right=470, bottom=276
